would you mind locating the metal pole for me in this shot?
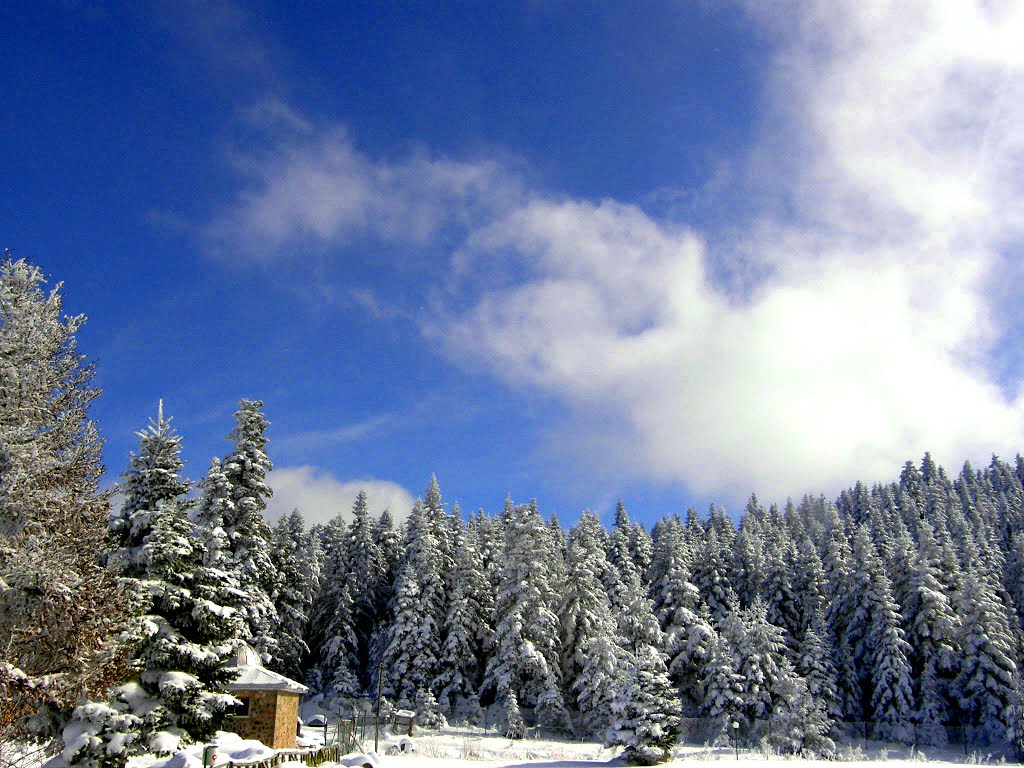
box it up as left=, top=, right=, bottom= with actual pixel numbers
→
left=375, top=663, right=384, bottom=752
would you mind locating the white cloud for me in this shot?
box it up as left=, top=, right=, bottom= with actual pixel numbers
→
left=438, top=0, right=1024, bottom=501
left=438, top=199, right=1023, bottom=501
left=264, top=465, right=415, bottom=527
left=765, top=0, right=1024, bottom=245
left=205, top=113, right=519, bottom=263
left=208, top=1, right=1024, bottom=503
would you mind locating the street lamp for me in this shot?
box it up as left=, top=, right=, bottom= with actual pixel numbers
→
left=732, top=721, right=739, bottom=760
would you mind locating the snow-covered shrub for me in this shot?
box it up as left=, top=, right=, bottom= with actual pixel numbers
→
left=606, top=645, right=681, bottom=764
left=498, top=690, right=526, bottom=739
left=413, top=688, right=447, bottom=730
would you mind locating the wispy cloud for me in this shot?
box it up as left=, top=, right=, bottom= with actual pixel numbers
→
left=273, top=413, right=398, bottom=458
left=204, top=105, right=520, bottom=264
left=149, top=0, right=280, bottom=90
left=204, top=0, right=1024, bottom=503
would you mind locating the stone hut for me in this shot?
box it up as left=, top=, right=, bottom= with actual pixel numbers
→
left=224, top=643, right=308, bottom=749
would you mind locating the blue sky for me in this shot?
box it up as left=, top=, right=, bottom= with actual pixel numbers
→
left=3, top=1, right=1024, bottom=528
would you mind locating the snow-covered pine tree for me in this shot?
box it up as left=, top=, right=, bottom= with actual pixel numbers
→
left=413, top=687, right=447, bottom=730
left=301, top=523, right=325, bottom=605
left=559, top=512, right=627, bottom=735
left=844, top=524, right=914, bottom=740
left=698, top=627, right=744, bottom=745
left=795, top=613, right=842, bottom=730
left=378, top=562, right=428, bottom=705
left=707, top=504, right=736, bottom=550
left=899, top=460, right=926, bottom=511
left=733, top=497, right=767, bottom=608
left=761, top=527, right=800, bottom=645
left=270, top=510, right=312, bottom=680
left=820, top=520, right=863, bottom=719
left=379, top=501, right=444, bottom=705
left=66, top=408, right=241, bottom=766
left=953, top=569, right=1019, bottom=744
left=108, top=401, right=191, bottom=573
left=648, top=516, right=712, bottom=707
left=903, top=517, right=960, bottom=729
left=306, top=511, right=352, bottom=696
left=547, top=510, right=567, bottom=551
left=604, top=506, right=680, bottom=760
left=470, top=508, right=504, bottom=594
left=0, top=257, right=134, bottom=741
left=318, top=580, right=362, bottom=700
left=194, top=458, right=233, bottom=572
left=1006, top=532, right=1024, bottom=632
left=344, top=490, right=385, bottom=682
left=628, top=521, right=654, bottom=586
left=606, top=502, right=642, bottom=613
left=763, top=657, right=835, bottom=757
left=878, top=504, right=917, bottom=612
left=791, top=535, right=827, bottom=638
left=606, top=643, right=681, bottom=764
left=423, top=475, right=454, bottom=607
left=682, top=507, right=705, bottom=550
left=367, top=509, right=403, bottom=676
left=219, top=400, right=279, bottom=663
left=613, top=558, right=663, bottom=657
left=483, top=500, right=567, bottom=730
left=734, top=599, right=787, bottom=724
left=915, top=659, right=949, bottom=748
left=692, top=527, right=737, bottom=626
left=374, top=509, right=404, bottom=596
left=435, top=521, right=492, bottom=711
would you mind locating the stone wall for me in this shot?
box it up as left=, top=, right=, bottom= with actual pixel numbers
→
left=225, top=690, right=279, bottom=747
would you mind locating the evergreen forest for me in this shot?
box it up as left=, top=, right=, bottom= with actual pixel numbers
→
left=4, top=255, right=1024, bottom=766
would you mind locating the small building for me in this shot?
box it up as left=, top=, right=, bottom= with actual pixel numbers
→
left=223, top=643, right=308, bottom=749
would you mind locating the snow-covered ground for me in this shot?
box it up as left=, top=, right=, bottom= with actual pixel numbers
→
left=15, top=724, right=1012, bottom=768
left=379, top=726, right=1014, bottom=767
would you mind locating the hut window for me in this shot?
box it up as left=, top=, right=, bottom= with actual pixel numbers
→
left=232, top=696, right=251, bottom=717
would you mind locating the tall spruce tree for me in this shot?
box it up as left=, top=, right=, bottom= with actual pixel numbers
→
left=379, top=501, right=444, bottom=705
left=270, top=510, right=312, bottom=680
left=0, top=257, right=133, bottom=743
left=844, top=525, right=914, bottom=738
left=483, top=501, right=566, bottom=732
left=559, top=512, right=627, bottom=734
left=699, top=627, right=744, bottom=745
left=65, top=407, right=240, bottom=767
left=436, top=521, right=492, bottom=711
left=649, top=517, right=711, bottom=706
left=218, top=400, right=279, bottom=663
left=953, top=570, right=1019, bottom=744
left=344, top=491, right=385, bottom=683
left=307, top=512, right=353, bottom=696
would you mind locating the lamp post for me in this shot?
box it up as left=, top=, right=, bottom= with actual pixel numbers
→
left=375, top=663, right=384, bottom=753
left=732, top=721, right=739, bottom=760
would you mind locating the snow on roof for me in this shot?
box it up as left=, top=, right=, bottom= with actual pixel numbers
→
left=227, top=642, right=308, bottom=694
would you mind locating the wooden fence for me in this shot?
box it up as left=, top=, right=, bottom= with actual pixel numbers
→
left=222, top=742, right=345, bottom=768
